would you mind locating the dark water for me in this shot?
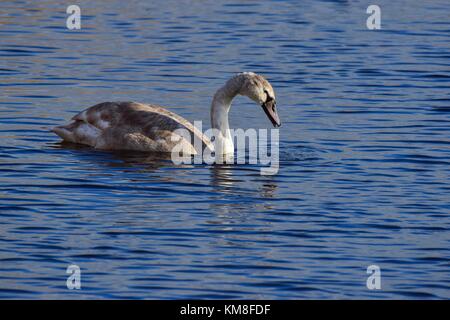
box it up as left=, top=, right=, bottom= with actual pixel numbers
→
left=1, top=0, right=450, bottom=299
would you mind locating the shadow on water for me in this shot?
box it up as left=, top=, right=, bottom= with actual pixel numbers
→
left=51, top=141, right=175, bottom=170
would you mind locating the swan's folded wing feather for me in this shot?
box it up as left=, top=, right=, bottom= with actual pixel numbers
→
left=71, top=101, right=121, bottom=130
left=70, top=101, right=213, bottom=152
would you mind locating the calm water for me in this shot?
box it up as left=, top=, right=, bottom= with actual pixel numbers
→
left=1, top=0, right=449, bottom=299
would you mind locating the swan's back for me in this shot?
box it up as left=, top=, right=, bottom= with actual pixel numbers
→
left=52, top=101, right=212, bottom=154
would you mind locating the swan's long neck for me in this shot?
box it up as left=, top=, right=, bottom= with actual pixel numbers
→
left=210, top=81, right=240, bottom=155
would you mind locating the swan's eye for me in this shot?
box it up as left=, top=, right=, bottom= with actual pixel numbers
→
left=264, top=90, right=273, bottom=102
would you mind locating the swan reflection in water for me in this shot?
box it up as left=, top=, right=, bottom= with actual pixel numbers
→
left=52, top=141, right=278, bottom=215
left=209, top=163, right=278, bottom=218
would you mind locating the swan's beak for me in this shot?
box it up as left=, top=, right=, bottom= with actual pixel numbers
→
left=261, top=100, right=281, bottom=128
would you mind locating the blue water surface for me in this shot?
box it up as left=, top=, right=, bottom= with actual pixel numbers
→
left=0, top=0, right=449, bottom=299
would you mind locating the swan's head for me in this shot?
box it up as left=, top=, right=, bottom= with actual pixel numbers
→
left=236, top=72, right=281, bottom=128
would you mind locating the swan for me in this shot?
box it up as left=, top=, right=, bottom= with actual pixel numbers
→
left=52, top=72, right=280, bottom=156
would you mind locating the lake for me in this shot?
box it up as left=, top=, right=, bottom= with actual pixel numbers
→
left=0, top=0, right=449, bottom=299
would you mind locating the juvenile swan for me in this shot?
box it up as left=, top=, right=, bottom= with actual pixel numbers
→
left=52, top=72, right=280, bottom=155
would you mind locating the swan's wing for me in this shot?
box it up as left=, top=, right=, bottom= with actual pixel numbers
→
left=54, top=101, right=213, bottom=153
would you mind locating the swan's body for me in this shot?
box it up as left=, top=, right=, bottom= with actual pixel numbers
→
left=52, top=72, right=279, bottom=155
left=53, top=101, right=211, bottom=154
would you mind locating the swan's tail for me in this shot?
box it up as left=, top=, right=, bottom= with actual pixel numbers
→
left=52, top=121, right=100, bottom=146
left=52, top=122, right=77, bottom=142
